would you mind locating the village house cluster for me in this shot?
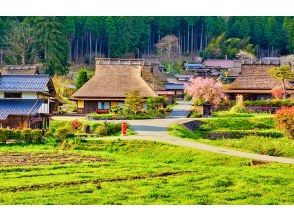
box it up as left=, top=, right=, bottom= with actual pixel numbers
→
left=1, top=57, right=294, bottom=129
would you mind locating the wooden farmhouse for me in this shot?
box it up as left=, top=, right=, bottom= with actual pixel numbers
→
left=71, top=58, right=168, bottom=114
left=0, top=66, right=62, bottom=129
left=225, top=64, right=294, bottom=100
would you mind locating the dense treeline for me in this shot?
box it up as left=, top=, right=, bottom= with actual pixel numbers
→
left=0, top=16, right=294, bottom=75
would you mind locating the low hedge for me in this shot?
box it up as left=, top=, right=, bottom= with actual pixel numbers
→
left=87, top=112, right=168, bottom=120
left=244, top=99, right=294, bottom=107
left=0, top=129, right=43, bottom=143
left=206, top=129, right=283, bottom=140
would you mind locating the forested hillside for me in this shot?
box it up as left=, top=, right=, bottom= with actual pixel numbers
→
left=0, top=16, right=294, bottom=75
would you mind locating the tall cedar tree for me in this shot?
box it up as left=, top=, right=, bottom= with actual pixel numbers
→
left=29, top=17, right=69, bottom=75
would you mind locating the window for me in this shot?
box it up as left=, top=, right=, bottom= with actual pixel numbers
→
left=98, top=101, right=110, bottom=110
left=4, top=92, right=22, bottom=98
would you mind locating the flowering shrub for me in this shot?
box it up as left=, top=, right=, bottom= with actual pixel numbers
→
left=184, top=77, right=227, bottom=106
left=275, top=107, right=294, bottom=139
left=271, top=87, right=284, bottom=99
left=71, top=119, right=82, bottom=131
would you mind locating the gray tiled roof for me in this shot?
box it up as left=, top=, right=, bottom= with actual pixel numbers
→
left=164, top=83, right=184, bottom=90
left=0, top=75, right=50, bottom=92
left=0, top=99, right=43, bottom=120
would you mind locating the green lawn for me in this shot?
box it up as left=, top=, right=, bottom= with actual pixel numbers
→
left=0, top=140, right=293, bottom=204
left=169, top=112, right=294, bottom=158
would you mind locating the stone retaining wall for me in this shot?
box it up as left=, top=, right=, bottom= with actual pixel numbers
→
left=181, top=120, right=202, bottom=131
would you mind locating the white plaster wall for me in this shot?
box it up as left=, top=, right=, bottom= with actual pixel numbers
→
left=22, top=92, right=38, bottom=99
left=38, top=102, right=49, bottom=114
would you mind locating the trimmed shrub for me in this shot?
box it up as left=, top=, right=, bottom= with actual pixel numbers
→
left=244, top=99, right=294, bottom=107
left=146, top=96, right=168, bottom=110
left=88, top=113, right=117, bottom=120
left=0, top=129, right=43, bottom=143
left=207, top=130, right=283, bottom=139
left=275, top=107, right=294, bottom=139
left=0, top=129, right=13, bottom=143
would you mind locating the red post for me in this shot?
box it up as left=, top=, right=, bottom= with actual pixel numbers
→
left=121, top=121, right=127, bottom=136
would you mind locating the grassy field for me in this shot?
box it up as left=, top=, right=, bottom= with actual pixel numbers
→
left=0, top=140, right=293, bottom=205
left=169, top=112, right=294, bottom=158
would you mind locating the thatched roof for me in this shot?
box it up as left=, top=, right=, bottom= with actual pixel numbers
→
left=229, top=64, right=294, bottom=91
left=1, top=65, right=40, bottom=75
left=72, top=61, right=157, bottom=99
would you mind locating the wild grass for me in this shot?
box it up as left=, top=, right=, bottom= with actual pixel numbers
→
left=0, top=140, right=293, bottom=204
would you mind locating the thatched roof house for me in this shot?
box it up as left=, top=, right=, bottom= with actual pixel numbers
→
left=226, top=64, right=294, bottom=100
left=71, top=58, right=159, bottom=114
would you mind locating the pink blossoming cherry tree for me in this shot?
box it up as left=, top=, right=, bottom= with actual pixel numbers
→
left=185, top=77, right=227, bottom=106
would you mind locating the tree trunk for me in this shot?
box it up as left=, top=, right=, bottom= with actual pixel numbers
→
left=187, top=27, right=189, bottom=54
left=100, top=40, right=102, bottom=56
left=81, top=37, right=84, bottom=62
left=89, top=32, right=92, bottom=61
left=183, top=35, right=186, bottom=54
left=69, top=36, right=72, bottom=62
left=191, top=26, right=194, bottom=54
left=95, top=37, right=98, bottom=56
left=108, top=35, right=110, bottom=58
left=21, top=52, right=25, bottom=65
left=282, top=79, right=287, bottom=99
left=178, top=29, right=181, bottom=54
left=76, top=38, right=79, bottom=61
left=200, top=23, right=204, bottom=52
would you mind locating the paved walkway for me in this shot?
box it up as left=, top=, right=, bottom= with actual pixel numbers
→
left=167, top=100, right=192, bottom=118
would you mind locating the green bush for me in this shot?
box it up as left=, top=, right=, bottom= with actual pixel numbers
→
left=88, top=113, right=117, bottom=120
left=229, top=105, right=248, bottom=113
left=190, top=112, right=202, bottom=118
left=193, top=98, right=205, bottom=106
left=106, top=122, right=121, bottom=134
left=56, top=126, right=73, bottom=141
left=0, top=129, right=43, bottom=143
left=146, top=96, right=168, bottom=110
left=200, top=117, right=274, bottom=131
left=94, top=124, right=109, bottom=136
left=0, top=129, right=13, bottom=143
left=93, top=122, right=122, bottom=136
left=207, top=130, right=283, bottom=139
left=244, top=99, right=294, bottom=107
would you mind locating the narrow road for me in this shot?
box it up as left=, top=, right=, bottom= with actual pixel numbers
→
left=167, top=100, right=192, bottom=118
